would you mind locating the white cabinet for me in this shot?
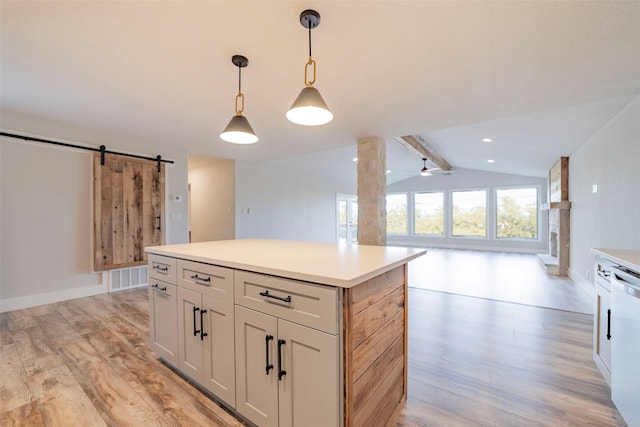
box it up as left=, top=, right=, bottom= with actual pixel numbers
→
left=176, top=261, right=236, bottom=407
left=234, top=273, right=339, bottom=427
left=593, top=258, right=613, bottom=385
left=148, top=279, right=178, bottom=366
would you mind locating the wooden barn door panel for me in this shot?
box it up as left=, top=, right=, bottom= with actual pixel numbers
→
left=94, top=153, right=165, bottom=271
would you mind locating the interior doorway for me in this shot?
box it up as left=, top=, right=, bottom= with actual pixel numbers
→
left=188, top=155, right=235, bottom=243
left=337, top=194, right=358, bottom=245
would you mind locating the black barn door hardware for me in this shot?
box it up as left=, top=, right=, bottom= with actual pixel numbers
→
left=1, top=132, right=174, bottom=167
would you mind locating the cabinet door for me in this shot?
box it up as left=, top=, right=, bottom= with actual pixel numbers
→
left=177, top=287, right=205, bottom=381
left=202, top=294, right=236, bottom=407
left=596, top=287, right=612, bottom=373
left=235, top=306, right=278, bottom=427
left=149, top=280, right=178, bottom=366
left=277, top=319, right=339, bottom=427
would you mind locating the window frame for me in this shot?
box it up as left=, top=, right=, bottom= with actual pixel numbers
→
left=494, top=185, right=541, bottom=241
left=385, top=192, right=409, bottom=236
left=450, top=188, right=489, bottom=239
left=412, top=191, right=445, bottom=237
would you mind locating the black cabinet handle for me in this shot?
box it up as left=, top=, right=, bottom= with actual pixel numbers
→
left=277, top=339, right=286, bottom=381
left=265, top=335, right=274, bottom=374
left=152, top=284, right=167, bottom=292
left=259, top=290, right=292, bottom=304
left=200, top=309, right=208, bottom=341
left=191, top=274, right=211, bottom=283
left=607, top=309, right=612, bottom=340
left=193, top=306, right=200, bottom=337
left=153, top=264, right=168, bottom=272
left=156, top=215, right=161, bottom=231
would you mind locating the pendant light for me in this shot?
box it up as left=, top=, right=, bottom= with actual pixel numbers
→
left=420, top=158, right=432, bottom=176
left=220, top=55, right=259, bottom=144
left=286, top=9, right=333, bottom=126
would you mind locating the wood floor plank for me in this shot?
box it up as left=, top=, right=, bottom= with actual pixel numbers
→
left=0, top=343, right=32, bottom=414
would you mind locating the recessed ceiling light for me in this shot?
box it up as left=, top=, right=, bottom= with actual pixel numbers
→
left=482, top=138, right=493, bottom=143
left=386, top=170, right=391, bottom=174
left=352, top=157, right=358, bottom=162
left=487, top=159, right=495, bottom=163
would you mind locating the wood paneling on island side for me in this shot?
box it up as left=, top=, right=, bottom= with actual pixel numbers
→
left=344, top=265, right=407, bottom=427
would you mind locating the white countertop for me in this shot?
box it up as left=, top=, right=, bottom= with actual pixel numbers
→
left=592, top=248, right=640, bottom=272
left=146, top=239, right=426, bottom=288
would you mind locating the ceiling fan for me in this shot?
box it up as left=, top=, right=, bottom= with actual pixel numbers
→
left=419, top=158, right=455, bottom=177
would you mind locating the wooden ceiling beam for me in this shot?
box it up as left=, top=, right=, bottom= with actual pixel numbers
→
left=394, top=135, right=452, bottom=171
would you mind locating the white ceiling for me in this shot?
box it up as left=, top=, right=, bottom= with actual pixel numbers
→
left=2, top=1, right=640, bottom=179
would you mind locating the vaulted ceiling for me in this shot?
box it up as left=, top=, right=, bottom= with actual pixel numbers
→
left=2, top=1, right=639, bottom=178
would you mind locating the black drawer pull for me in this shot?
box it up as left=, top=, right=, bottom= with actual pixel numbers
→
left=193, top=306, right=200, bottom=337
left=190, top=274, right=211, bottom=283
left=152, top=284, right=167, bottom=292
left=265, top=335, right=274, bottom=374
left=200, top=309, right=208, bottom=341
left=277, top=339, right=286, bottom=381
left=259, top=290, right=292, bottom=304
left=607, top=309, right=612, bottom=340
left=153, top=264, right=168, bottom=272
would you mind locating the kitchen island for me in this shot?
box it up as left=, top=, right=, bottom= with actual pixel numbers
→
left=145, top=239, right=425, bottom=427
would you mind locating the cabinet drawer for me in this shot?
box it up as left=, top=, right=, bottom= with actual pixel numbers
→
left=149, top=254, right=177, bottom=283
left=235, top=271, right=338, bottom=334
left=178, top=259, right=234, bottom=302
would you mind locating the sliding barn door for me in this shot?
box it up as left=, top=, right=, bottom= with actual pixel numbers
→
left=93, top=153, right=165, bottom=271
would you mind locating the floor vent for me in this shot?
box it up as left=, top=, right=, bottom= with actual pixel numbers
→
left=109, top=265, right=148, bottom=292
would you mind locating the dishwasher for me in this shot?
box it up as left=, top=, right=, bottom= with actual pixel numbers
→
left=611, top=265, right=640, bottom=427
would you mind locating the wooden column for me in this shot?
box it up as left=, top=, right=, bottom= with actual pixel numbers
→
left=357, top=137, right=386, bottom=246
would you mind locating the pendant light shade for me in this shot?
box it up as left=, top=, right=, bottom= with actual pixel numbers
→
left=286, top=87, right=333, bottom=126
left=286, top=9, right=333, bottom=126
left=220, top=114, right=258, bottom=144
left=220, top=55, right=258, bottom=144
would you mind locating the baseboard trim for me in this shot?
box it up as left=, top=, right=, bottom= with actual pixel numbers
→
left=0, top=283, right=107, bottom=313
left=568, top=267, right=596, bottom=300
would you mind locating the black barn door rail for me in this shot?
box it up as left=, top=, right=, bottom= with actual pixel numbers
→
left=0, top=131, right=174, bottom=172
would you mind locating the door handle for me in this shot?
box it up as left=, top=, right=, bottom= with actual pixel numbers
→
left=607, top=308, right=612, bottom=340
left=277, top=339, right=286, bottom=381
left=156, top=215, right=162, bottom=231
left=265, top=335, right=274, bottom=374
left=193, top=306, right=200, bottom=337
left=200, top=309, right=208, bottom=341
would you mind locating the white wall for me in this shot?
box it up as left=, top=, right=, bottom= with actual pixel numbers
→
left=569, top=95, right=640, bottom=283
left=235, top=153, right=356, bottom=243
left=188, top=156, right=235, bottom=242
left=0, top=123, right=189, bottom=311
left=386, top=168, right=549, bottom=253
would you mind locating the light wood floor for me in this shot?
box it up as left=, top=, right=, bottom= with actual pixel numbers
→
left=408, top=248, right=594, bottom=314
left=1, top=268, right=624, bottom=426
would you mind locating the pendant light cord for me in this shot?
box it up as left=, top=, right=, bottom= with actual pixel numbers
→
left=238, top=65, right=242, bottom=92
left=308, top=23, right=312, bottom=58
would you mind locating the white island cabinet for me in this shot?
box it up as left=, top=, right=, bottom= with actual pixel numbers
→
left=146, top=239, right=425, bottom=427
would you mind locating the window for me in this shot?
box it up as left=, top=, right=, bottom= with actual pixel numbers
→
left=451, top=190, right=487, bottom=237
left=414, top=192, right=444, bottom=236
left=386, top=193, right=408, bottom=235
left=496, top=187, right=538, bottom=239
